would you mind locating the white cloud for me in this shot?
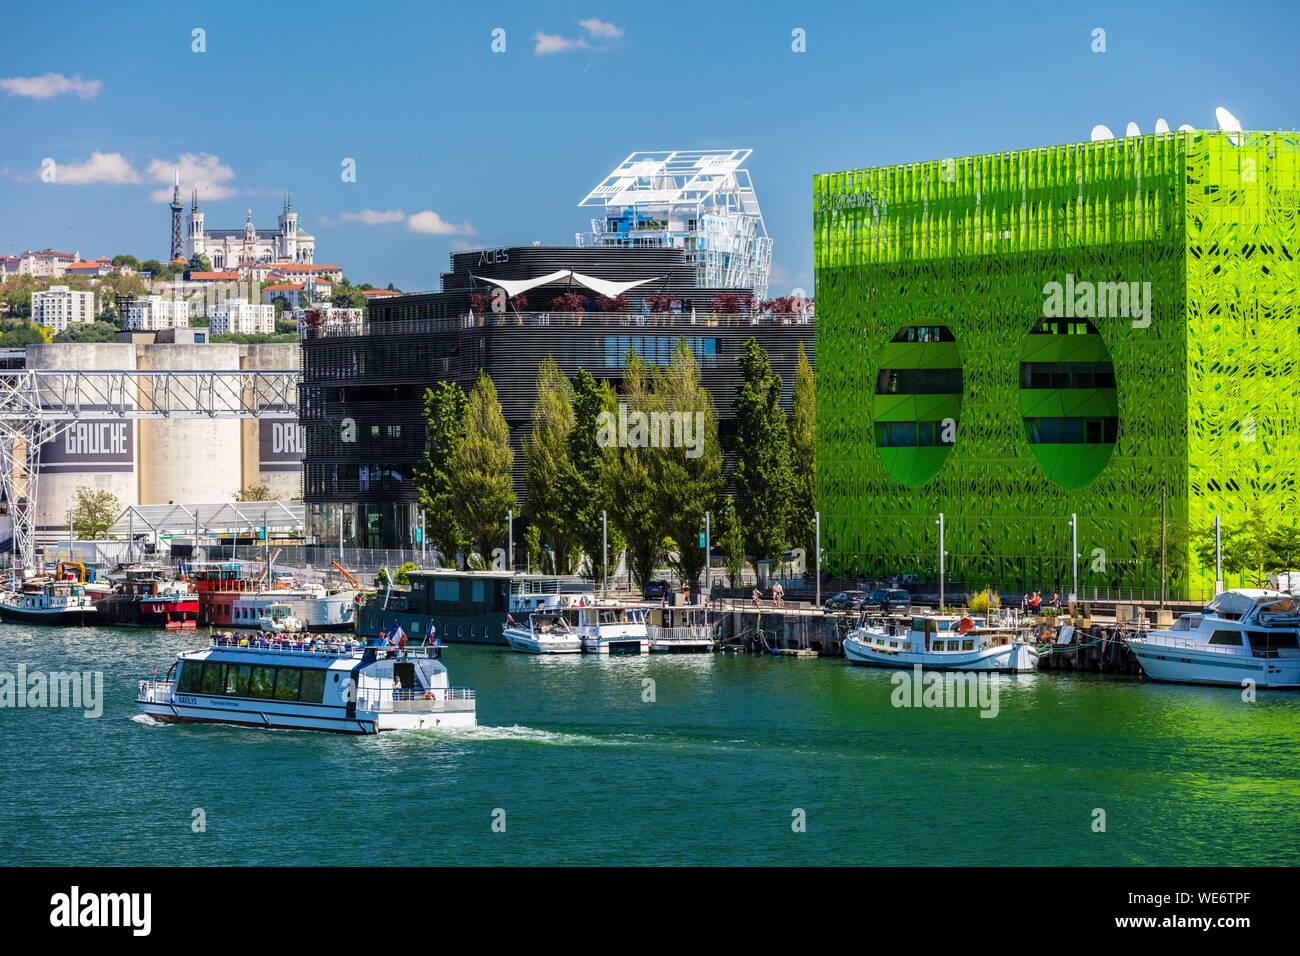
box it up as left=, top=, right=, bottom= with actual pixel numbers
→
left=533, top=31, right=589, bottom=55
left=341, top=208, right=407, bottom=225
left=579, top=18, right=623, bottom=39
left=0, top=73, right=101, bottom=100
left=55, top=151, right=140, bottom=185
left=407, top=210, right=475, bottom=236
left=145, top=153, right=237, bottom=202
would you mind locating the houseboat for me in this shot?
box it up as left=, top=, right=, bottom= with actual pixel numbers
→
left=503, top=609, right=583, bottom=654
left=1126, top=589, right=1300, bottom=689
left=844, top=613, right=1039, bottom=673
left=644, top=604, right=717, bottom=653
left=97, top=567, right=198, bottom=629
left=136, top=634, right=476, bottom=734
left=0, top=580, right=97, bottom=625
left=573, top=604, right=650, bottom=655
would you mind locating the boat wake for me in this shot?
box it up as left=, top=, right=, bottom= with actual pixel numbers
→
left=130, top=713, right=173, bottom=728
left=391, top=723, right=636, bottom=748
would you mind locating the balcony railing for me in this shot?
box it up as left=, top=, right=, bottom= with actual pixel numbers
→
left=301, top=309, right=812, bottom=340
left=356, top=687, right=476, bottom=713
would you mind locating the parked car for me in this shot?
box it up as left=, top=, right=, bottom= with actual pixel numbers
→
left=859, top=589, right=912, bottom=613
left=643, top=580, right=671, bottom=601
left=824, top=590, right=865, bottom=611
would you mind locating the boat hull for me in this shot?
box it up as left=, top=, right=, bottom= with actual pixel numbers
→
left=1125, top=640, right=1300, bottom=689
left=581, top=638, right=650, bottom=655
left=0, top=605, right=96, bottom=626
left=504, top=630, right=582, bottom=654
left=648, top=640, right=715, bottom=653
left=136, top=697, right=476, bottom=734
left=844, top=636, right=1038, bottom=673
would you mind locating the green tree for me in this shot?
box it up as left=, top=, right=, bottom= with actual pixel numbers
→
left=415, top=381, right=468, bottom=566
left=449, top=372, right=516, bottom=560
left=55, top=320, right=118, bottom=343
left=236, top=483, right=273, bottom=502
left=524, top=523, right=543, bottom=573
left=734, top=338, right=793, bottom=575
left=188, top=253, right=213, bottom=275
left=718, top=495, right=746, bottom=589
left=788, top=342, right=816, bottom=563
left=1266, top=524, right=1300, bottom=573
left=569, top=368, right=622, bottom=583
left=524, top=357, right=579, bottom=573
left=71, top=486, right=120, bottom=539
left=656, top=340, right=723, bottom=590
left=603, top=351, right=663, bottom=587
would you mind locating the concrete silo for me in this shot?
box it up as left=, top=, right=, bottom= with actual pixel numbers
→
left=135, top=343, right=244, bottom=505
left=26, top=343, right=139, bottom=536
left=239, top=343, right=303, bottom=500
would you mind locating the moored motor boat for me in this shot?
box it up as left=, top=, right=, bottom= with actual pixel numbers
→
left=844, top=613, right=1038, bottom=673
left=1126, top=589, right=1300, bottom=689
left=503, top=610, right=582, bottom=654
left=0, top=580, right=97, bottom=626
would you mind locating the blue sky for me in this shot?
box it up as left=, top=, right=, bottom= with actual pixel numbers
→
left=1, top=0, right=1297, bottom=293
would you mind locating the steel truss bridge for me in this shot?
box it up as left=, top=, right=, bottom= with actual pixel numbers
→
left=0, top=369, right=301, bottom=570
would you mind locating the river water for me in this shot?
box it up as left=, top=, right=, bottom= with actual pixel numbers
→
left=2, top=624, right=1296, bottom=865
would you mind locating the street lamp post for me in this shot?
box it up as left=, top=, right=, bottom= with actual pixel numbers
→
left=936, top=512, right=945, bottom=610
left=704, top=510, right=711, bottom=595
left=601, top=510, right=608, bottom=600
left=815, top=511, right=821, bottom=607
left=506, top=509, right=513, bottom=572
left=1069, top=512, right=1078, bottom=606
left=1214, top=513, right=1223, bottom=596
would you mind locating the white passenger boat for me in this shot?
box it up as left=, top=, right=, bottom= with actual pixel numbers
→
left=256, top=602, right=304, bottom=634
left=574, top=604, right=650, bottom=654
left=137, top=635, right=476, bottom=734
left=644, top=604, right=717, bottom=653
left=1126, top=589, right=1300, bottom=689
left=0, top=581, right=97, bottom=625
left=844, top=613, right=1039, bottom=673
left=503, top=610, right=583, bottom=654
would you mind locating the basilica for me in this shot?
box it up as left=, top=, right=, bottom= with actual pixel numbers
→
left=185, top=192, right=315, bottom=268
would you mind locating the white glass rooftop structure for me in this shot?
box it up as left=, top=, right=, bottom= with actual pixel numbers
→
left=577, top=149, right=773, bottom=301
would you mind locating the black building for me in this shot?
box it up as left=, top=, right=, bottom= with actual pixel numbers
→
left=300, top=245, right=812, bottom=549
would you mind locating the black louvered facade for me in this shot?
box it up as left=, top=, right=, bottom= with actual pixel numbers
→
left=300, top=245, right=812, bottom=548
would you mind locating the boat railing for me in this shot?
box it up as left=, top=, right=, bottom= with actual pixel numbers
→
left=647, top=625, right=715, bottom=642
left=1129, top=633, right=1261, bottom=656
left=355, top=686, right=476, bottom=714
left=137, top=678, right=175, bottom=703
left=206, top=636, right=443, bottom=660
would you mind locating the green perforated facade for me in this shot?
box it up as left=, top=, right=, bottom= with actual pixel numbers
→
left=814, top=131, right=1300, bottom=598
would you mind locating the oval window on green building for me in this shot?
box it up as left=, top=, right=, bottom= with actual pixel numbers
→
left=1019, top=317, right=1118, bottom=490
left=872, top=324, right=962, bottom=486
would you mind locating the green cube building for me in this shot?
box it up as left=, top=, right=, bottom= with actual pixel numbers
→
left=813, top=131, right=1300, bottom=598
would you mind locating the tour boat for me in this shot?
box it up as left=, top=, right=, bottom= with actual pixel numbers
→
left=97, top=567, right=198, bottom=629
left=844, top=613, right=1039, bottom=673
left=1126, top=589, right=1300, bottom=689
left=573, top=604, right=650, bottom=655
left=503, top=610, right=583, bottom=654
left=137, top=634, right=476, bottom=734
left=644, top=604, right=717, bottom=653
left=0, top=580, right=97, bottom=625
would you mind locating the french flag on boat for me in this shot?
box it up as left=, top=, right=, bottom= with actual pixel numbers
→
left=388, top=622, right=407, bottom=647
left=425, top=620, right=437, bottom=642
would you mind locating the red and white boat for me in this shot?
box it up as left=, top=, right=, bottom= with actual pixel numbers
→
left=98, top=567, right=198, bottom=629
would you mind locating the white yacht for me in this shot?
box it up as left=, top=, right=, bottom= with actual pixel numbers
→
left=0, top=581, right=97, bottom=626
left=1126, top=589, right=1300, bottom=689
left=844, top=613, right=1039, bottom=673
left=644, top=604, right=717, bottom=653
left=137, top=635, right=476, bottom=734
left=573, top=604, right=650, bottom=655
left=503, top=610, right=583, bottom=654
left=256, top=602, right=304, bottom=634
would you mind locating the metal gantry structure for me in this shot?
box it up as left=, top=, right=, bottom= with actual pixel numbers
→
left=0, top=369, right=301, bottom=570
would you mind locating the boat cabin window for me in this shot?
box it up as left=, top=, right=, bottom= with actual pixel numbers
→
left=1208, top=630, right=1243, bottom=646
left=962, top=640, right=974, bottom=651
left=273, top=668, right=301, bottom=700
left=184, top=660, right=329, bottom=703
left=299, top=669, right=326, bottom=703
left=249, top=666, right=276, bottom=698
left=1247, top=631, right=1299, bottom=654
left=225, top=665, right=251, bottom=697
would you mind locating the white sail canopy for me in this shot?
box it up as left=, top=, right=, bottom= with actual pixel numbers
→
left=472, top=270, right=662, bottom=300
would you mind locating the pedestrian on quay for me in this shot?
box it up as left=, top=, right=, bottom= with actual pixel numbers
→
left=752, top=587, right=762, bottom=607
left=772, top=581, right=784, bottom=607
